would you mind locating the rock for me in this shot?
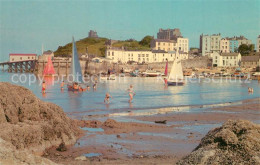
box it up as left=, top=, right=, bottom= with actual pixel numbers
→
left=177, top=120, right=260, bottom=165
left=116, top=134, right=121, bottom=138
left=102, top=119, right=119, bottom=128
left=0, top=82, right=81, bottom=153
left=75, top=155, right=87, bottom=161
left=56, top=142, right=67, bottom=152
left=0, top=138, right=57, bottom=165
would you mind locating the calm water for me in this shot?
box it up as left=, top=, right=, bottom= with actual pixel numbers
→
left=0, top=71, right=259, bottom=114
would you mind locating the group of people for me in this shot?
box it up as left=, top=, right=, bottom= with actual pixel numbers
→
left=248, top=87, right=254, bottom=93
left=104, top=84, right=135, bottom=104
left=42, top=80, right=135, bottom=104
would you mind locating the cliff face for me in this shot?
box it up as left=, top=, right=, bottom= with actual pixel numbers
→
left=177, top=120, right=260, bottom=165
left=0, top=82, right=81, bottom=154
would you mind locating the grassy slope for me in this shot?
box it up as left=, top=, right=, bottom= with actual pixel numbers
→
left=54, top=37, right=108, bottom=57
left=112, top=41, right=151, bottom=51
left=54, top=38, right=151, bottom=57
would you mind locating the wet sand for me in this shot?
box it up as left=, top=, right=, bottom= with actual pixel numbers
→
left=44, top=98, right=260, bottom=164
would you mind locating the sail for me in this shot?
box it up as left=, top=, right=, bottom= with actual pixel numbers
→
left=71, top=37, right=83, bottom=83
left=164, top=60, right=168, bottom=76
left=168, top=59, right=184, bottom=81
left=43, top=56, right=55, bottom=76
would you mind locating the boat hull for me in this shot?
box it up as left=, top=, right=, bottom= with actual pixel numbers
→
left=167, top=81, right=185, bottom=86
left=67, top=85, right=87, bottom=92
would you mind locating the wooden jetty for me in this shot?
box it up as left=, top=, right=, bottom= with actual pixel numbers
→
left=0, top=60, right=37, bottom=73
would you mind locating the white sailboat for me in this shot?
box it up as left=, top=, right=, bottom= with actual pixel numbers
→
left=67, top=37, right=87, bottom=92
left=167, top=59, right=185, bottom=86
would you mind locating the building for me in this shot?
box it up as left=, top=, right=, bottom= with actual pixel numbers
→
left=229, top=40, right=239, bottom=53
left=9, top=54, right=37, bottom=62
left=200, top=33, right=221, bottom=56
left=241, top=54, right=260, bottom=68
left=257, top=35, right=260, bottom=52
left=220, top=38, right=230, bottom=53
left=210, top=52, right=241, bottom=67
left=88, top=30, right=98, bottom=38
left=177, top=38, right=189, bottom=52
left=150, top=38, right=189, bottom=53
left=39, top=51, right=54, bottom=61
left=157, top=28, right=182, bottom=40
left=150, top=39, right=177, bottom=52
left=105, top=48, right=188, bottom=64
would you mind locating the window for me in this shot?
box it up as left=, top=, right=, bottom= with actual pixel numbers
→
left=142, top=54, right=145, bottom=57
left=28, top=57, right=30, bottom=59
left=146, top=54, right=148, bottom=57
left=138, top=54, right=140, bottom=57
left=12, top=58, right=14, bottom=61
left=112, top=52, right=114, bottom=56
left=20, top=57, right=22, bottom=60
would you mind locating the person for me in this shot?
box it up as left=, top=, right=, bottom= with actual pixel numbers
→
left=104, top=93, right=112, bottom=103
left=248, top=87, right=254, bottom=93
left=93, top=82, right=97, bottom=90
left=74, top=82, right=79, bottom=90
left=42, top=81, right=46, bottom=94
left=121, top=68, right=124, bottom=73
left=164, top=78, right=168, bottom=87
left=60, top=81, right=64, bottom=90
left=127, top=85, right=135, bottom=103
left=87, top=85, right=90, bottom=91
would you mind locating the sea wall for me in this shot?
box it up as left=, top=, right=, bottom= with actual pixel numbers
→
left=36, top=57, right=211, bottom=76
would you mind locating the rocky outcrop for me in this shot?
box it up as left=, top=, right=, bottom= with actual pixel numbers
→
left=0, top=138, right=57, bottom=165
left=0, top=82, right=81, bottom=154
left=177, top=120, right=260, bottom=165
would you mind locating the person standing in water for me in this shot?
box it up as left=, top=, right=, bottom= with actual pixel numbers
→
left=127, top=85, right=135, bottom=103
left=164, top=78, right=168, bottom=87
left=42, top=81, right=46, bottom=94
left=104, top=93, right=112, bottom=104
left=60, top=81, right=64, bottom=90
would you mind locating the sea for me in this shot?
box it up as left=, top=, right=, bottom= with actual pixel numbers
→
left=0, top=71, right=259, bottom=114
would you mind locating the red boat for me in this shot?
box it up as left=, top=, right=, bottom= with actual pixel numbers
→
left=43, top=57, right=55, bottom=76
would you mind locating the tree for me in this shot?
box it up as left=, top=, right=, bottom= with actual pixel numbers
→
left=238, top=44, right=254, bottom=56
left=139, top=36, right=153, bottom=47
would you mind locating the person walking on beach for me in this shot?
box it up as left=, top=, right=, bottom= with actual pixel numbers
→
left=104, top=93, right=112, bottom=104
left=42, top=81, right=46, bottom=94
left=127, top=85, right=135, bottom=103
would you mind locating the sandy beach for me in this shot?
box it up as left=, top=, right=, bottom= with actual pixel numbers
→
left=43, top=97, right=260, bottom=164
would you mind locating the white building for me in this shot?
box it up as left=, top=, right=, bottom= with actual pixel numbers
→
left=177, top=38, right=189, bottom=53
left=150, top=38, right=189, bottom=53
left=257, top=35, right=260, bottom=52
left=200, top=33, right=221, bottom=56
left=210, top=52, right=241, bottom=67
left=9, top=53, right=37, bottom=62
left=220, top=38, right=230, bottom=53
left=105, top=48, right=188, bottom=64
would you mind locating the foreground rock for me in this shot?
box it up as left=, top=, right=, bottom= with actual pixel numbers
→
left=0, top=82, right=81, bottom=163
left=177, top=120, right=260, bottom=165
left=0, top=138, right=57, bottom=165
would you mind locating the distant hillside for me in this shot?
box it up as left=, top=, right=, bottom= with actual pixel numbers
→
left=54, top=35, right=153, bottom=57
left=54, top=37, right=109, bottom=57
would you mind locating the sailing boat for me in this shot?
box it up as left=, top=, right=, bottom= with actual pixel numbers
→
left=167, top=59, right=185, bottom=86
left=43, top=56, right=55, bottom=77
left=67, top=37, right=87, bottom=92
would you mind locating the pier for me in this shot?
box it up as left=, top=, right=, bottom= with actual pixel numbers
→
left=0, top=60, right=37, bottom=73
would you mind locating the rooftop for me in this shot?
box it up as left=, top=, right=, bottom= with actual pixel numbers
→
left=153, top=39, right=176, bottom=43
left=220, top=53, right=240, bottom=56
left=241, top=55, right=260, bottom=62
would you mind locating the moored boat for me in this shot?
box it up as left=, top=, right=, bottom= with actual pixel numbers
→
left=167, top=59, right=185, bottom=86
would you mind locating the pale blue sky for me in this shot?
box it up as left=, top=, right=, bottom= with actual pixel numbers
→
left=0, top=0, right=260, bottom=62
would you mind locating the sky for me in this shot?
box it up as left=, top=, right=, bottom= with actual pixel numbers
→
left=0, top=0, right=260, bottom=62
